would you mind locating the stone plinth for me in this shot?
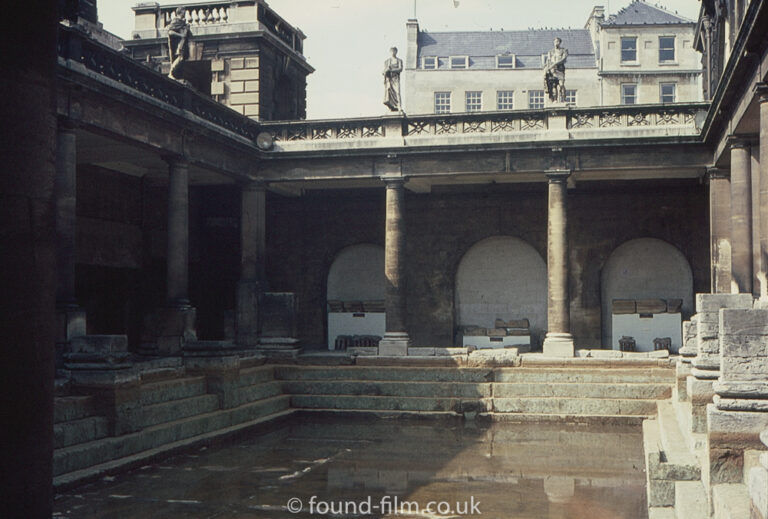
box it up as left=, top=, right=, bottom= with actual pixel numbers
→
left=184, top=351, right=240, bottom=409
left=708, top=308, right=768, bottom=485
left=69, top=367, right=143, bottom=436
left=687, top=294, right=753, bottom=433
left=64, top=335, right=131, bottom=370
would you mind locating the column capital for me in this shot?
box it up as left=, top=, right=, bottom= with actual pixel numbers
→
left=162, top=154, right=190, bottom=168
left=545, top=169, right=571, bottom=183
left=728, top=136, right=751, bottom=150
left=56, top=116, right=78, bottom=132
left=381, top=176, right=408, bottom=188
left=706, top=167, right=730, bottom=181
left=242, top=178, right=267, bottom=192
left=754, top=82, right=768, bottom=103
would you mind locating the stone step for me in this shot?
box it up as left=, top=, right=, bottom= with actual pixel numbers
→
left=493, top=382, right=671, bottom=400
left=54, top=395, right=96, bottom=424
left=291, top=394, right=486, bottom=414
left=488, top=412, right=647, bottom=426
left=644, top=419, right=672, bottom=507
left=54, top=395, right=292, bottom=478
left=657, top=401, right=701, bottom=473
left=276, top=366, right=492, bottom=383
left=238, top=380, right=283, bottom=405
left=713, top=483, right=750, bottom=519
left=140, top=376, right=207, bottom=406
left=239, top=365, right=275, bottom=386
left=284, top=380, right=491, bottom=399
left=142, top=394, right=220, bottom=428
left=54, top=416, right=109, bottom=449
left=493, top=397, right=658, bottom=416
left=672, top=398, right=707, bottom=458
left=494, top=368, right=675, bottom=384
left=675, top=481, right=708, bottom=519
left=649, top=508, right=676, bottom=519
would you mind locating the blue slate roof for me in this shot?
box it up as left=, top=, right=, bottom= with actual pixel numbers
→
left=602, top=0, right=693, bottom=25
left=417, top=28, right=597, bottom=69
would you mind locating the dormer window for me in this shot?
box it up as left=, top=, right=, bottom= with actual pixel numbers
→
left=423, top=56, right=437, bottom=69
left=450, top=56, right=468, bottom=69
left=496, top=55, right=515, bottom=69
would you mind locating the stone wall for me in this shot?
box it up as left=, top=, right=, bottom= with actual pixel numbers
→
left=267, top=179, right=709, bottom=348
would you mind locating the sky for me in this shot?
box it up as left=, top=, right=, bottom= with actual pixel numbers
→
left=99, top=0, right=701, bottom=119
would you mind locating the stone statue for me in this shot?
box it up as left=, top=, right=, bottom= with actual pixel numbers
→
left=383, top=47, right=403, bottom=112
left=544, top=37, right=568, bottom=104
left=167, top=7, right=192, bottom=81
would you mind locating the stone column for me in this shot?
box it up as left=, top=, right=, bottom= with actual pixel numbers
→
left=166, top=157, right=190, bottom=307
left=757, top=84, right=768, bottom=301
left=730, top=138, right=753, bottom=294
left=55, top=120, right=86, bottom=366
left=543, top=170, right=574, bottom=357
left=708, top=167, right=732, bottom=294
left=379, top=176, right=410, bottom=355
left=236, top=180, right=266, bottom=347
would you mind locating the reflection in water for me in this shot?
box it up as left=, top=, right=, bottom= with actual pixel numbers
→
left=54, top=415, right=647, bottom=518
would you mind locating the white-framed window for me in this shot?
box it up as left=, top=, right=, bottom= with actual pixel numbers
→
left=565, top=89, right=577, bottom=105
left=434, top=91, right=451, bottom=113
left=621, top=37, right=637, bottom=62
left=659, top=36, right=675, bottom=62
left=449, top=56, right=468, bottom=69
left=422, top=56, right=437, bottom=69
left=497, top=90, right=514, bottom=110
left=660, top=82, right=676, bottom=103
left=496, top=54, right=515, bottom=69
left=528, top=90, right=545, bottom=109
left=621, top=83, right=637, bottom=105
left=465, top=91, right=482, bottom=112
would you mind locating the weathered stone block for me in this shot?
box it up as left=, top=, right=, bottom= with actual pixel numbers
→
left=229, top=57, right=244, bottom=69
left=749, top=466, right=768, bottom=519
left=230, top=69, right=259, bottom=82
left=696, top=293, right=753, bottom=313
left=229, top=80, right=244, bottom=93
left=721, top=335, right=768, bottom=358
left=245, top=57, right=259, bottom=68
left=647, top=478, right=675, bottom=507
left=720, top=308, right=768, bottom=336
left=211, top=59, right=224, bottom=72
left=244, top=80, right=259, bottom=92
left=708, top=406, right=768, bottom=450
left=721, top=356, right=768, bottom=381
left=210, top=81, right=224, bottom=95
left=70, top=335, right=127, bottom=354
left=229, top=92, right=259, bottom=105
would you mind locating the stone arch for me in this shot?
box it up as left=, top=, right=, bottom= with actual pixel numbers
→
left=455, top=236, right=548, bottom=343
left=601, top=238, right=694, bottom=348
left=327, top=244, right=385, bottom=302
left=326, top=244, right=386, bottom=349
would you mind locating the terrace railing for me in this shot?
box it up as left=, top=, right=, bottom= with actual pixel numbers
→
left=58, top=25, right=260, bottom=141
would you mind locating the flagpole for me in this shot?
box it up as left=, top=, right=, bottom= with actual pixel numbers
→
left=413, top=0, right=417, bottom=18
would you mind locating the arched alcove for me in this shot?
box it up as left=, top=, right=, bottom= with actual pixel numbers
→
left=601, top=238, right=693, bottom=350
left=326, top=244, right=386, bottom=349
left=455, top=236, right=547, bottom=343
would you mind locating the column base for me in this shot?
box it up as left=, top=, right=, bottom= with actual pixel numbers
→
left=542, top=332, right=574, bottom=357
left=378, top=332, right=410, bottom=356
left=140, top=306, right=197, bottom=356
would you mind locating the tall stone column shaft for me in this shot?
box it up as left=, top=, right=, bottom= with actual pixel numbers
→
left=236, top=181, right=266, bottom=347
left=55, top=122, right=77, bottom=307
left=758, top=85, right=768, bottom=300
left=708, top=168, right=732, bottom=293
left=730, top=138, right=753, bottom=294
left=378, top=177, right=410, bottom=355
left=543, top=170, right=574, bottom=356
left=166, top=157, right=190, bottom=306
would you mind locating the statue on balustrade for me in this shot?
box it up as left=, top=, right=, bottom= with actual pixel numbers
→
left=383, top=47, right=403, bottom=112
left=168, top=7, right=192, bottom=81
left=544, top=37, right=568, bottom=104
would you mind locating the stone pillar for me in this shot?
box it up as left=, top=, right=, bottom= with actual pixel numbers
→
left=730, top=138, right=753, bottom=294
left=543, top=170, right=574, bottom=357
left=0, top=0, right=57, bottom=515
left=142, top=158, right=196, bottom=355
left=757, top=84, right=768, bottom=301
left=708, top=308, right=768, bottom=485
left=55, top=120, right=86, bottom=366
left=379, top=177, right=410, bottom=355
left=236, top=180, right=266, bottom=347
left=166, top=157, right=190, bottom=307
left=708, top=167, right=732, bottom=294
left=687, top=293, right=752, bottom=433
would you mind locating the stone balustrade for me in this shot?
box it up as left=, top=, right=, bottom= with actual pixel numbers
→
left=159, top=3, right=231, bottom=28
left=261, top=103, right=708, bottom=153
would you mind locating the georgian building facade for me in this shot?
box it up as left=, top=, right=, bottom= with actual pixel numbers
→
left=404, top=0, right=702, bottom=114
